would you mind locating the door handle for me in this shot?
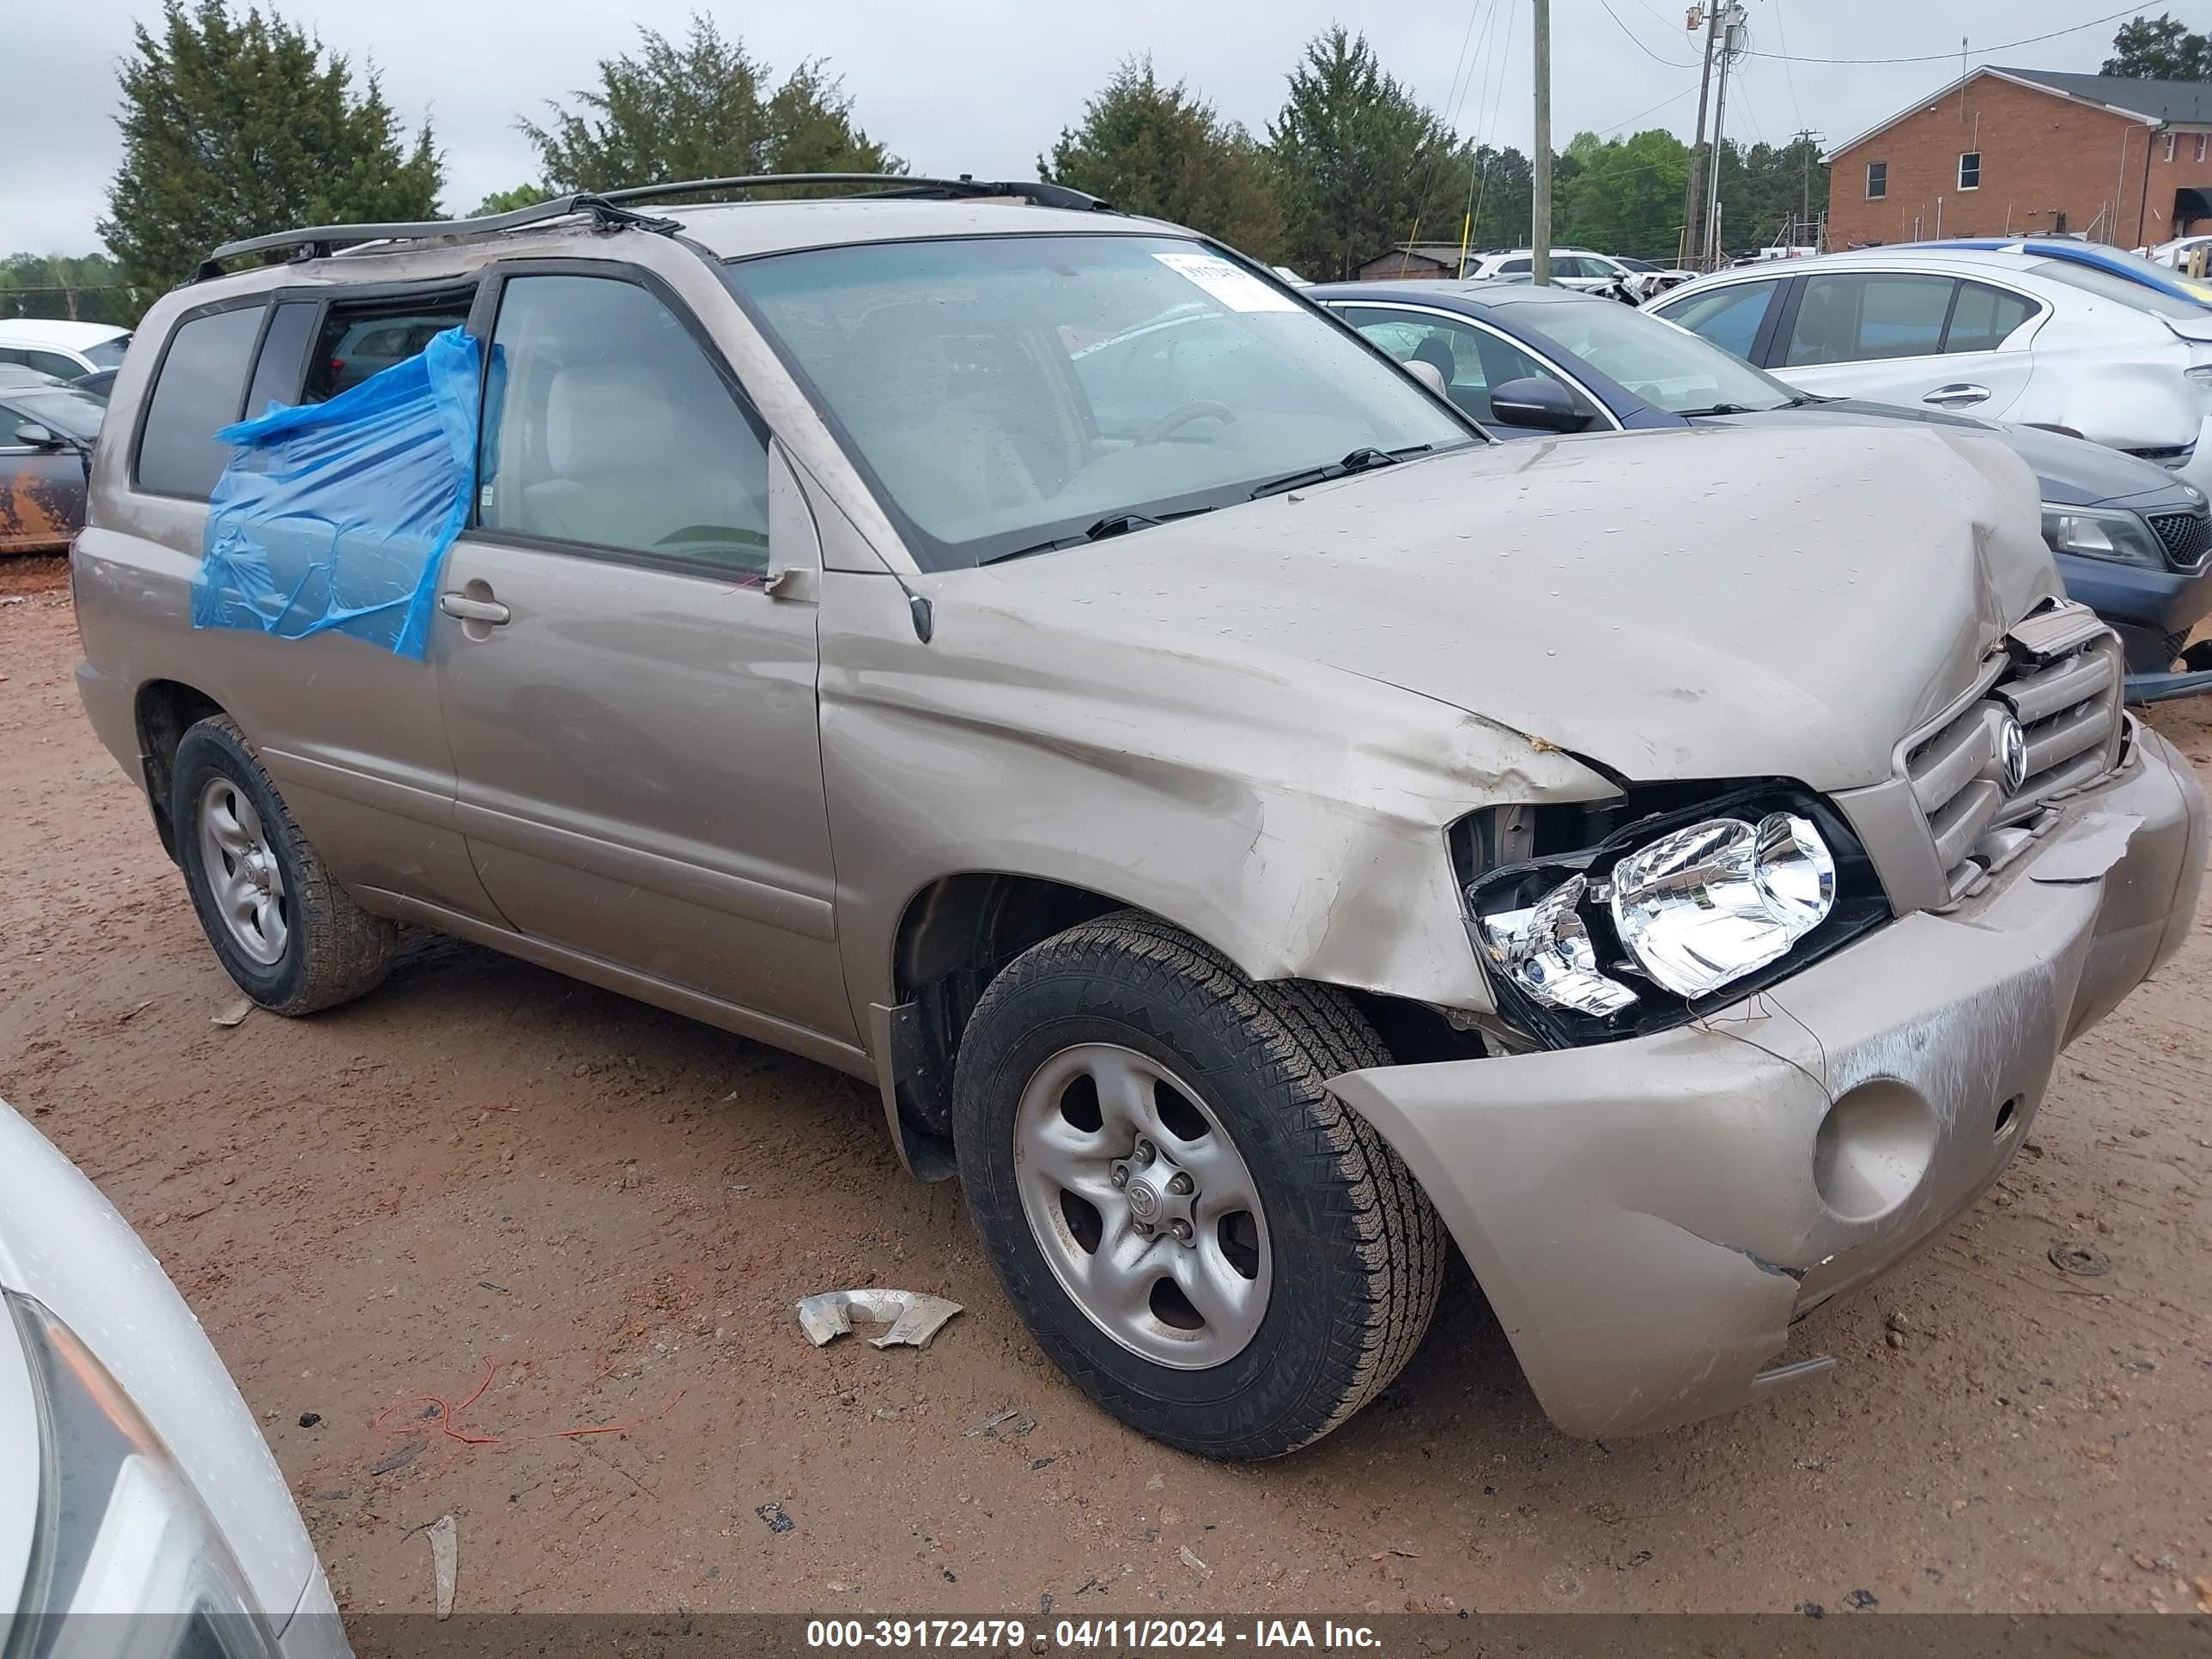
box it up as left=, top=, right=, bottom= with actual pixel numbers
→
left=438, top=592, right=510, bottom=624
left=1923, top=383, right=1990, bottom=407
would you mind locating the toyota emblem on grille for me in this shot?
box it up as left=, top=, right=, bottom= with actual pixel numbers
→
left=1998, top=716, right=2029, bottom=794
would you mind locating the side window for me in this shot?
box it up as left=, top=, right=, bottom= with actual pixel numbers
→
left=479, top=274, right=771, bottom=573
left=134, top=304, right=265, bottom=499
left=1658, top=281, right=1780, bottom=362
left=1784, top=273, right=1954, bottom=366
left=24, top=349, right=82, bottom=380
left=0, top=348, right=22, bottom=368
left=1338, top=307, right=1574, bottom=424
left=306, top=295, right=472, bottom=402
left=240, top=301, right=319, bottom=416
left=1499, top=257, right=1533, bottom=275
left=1944, top=283, right=2036, bottom=353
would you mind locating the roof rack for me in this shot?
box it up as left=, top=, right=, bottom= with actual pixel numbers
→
left=599, top=173, right=1112, bottom=213
left=194, top=193, right=679, bottom=281
left=192, top=174, right=1112, bottom=282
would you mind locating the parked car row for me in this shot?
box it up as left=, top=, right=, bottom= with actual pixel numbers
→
left=1320, top=276, right=2212, bottom=697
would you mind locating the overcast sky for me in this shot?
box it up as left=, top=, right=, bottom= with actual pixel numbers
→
left=0, top=0, right=2172, bottom=255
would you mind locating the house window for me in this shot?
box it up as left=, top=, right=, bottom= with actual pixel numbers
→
left=1958, top=151, right=1981, bottom=190
left=1866, top=161, right=1888, bottom=199
left=2197, top=133, right=2208, bottom=163
left=2165, top=132, right=2178, bottom=161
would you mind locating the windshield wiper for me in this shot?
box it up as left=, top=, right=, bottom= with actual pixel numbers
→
left=1673, top=402, right=1760, bottom=416
left=982, top=510, right=1199, bottom=567
left=1248, top=444, right=1432, bottom=501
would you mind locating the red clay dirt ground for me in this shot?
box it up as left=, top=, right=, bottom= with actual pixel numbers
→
left=2, top=559, right=2209, bottom=1620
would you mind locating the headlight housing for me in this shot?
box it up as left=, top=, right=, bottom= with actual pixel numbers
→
left=2040, top=504, right=2168, bottom=569
left=1463, top=785, right=1888, bottom=1047
left=5, top=1290, right=281, bottom=1650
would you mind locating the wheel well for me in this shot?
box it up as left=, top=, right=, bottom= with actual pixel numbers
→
left=884, top=874, right=1485, bottom=1148
left=135, top=680, right=225, bottom=861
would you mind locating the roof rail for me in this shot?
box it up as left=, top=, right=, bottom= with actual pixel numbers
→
left=594, top=173, right=1114, bottom=213
left=191, top=174, right=1114, bottom=282
left=192, top=193, right=681, bottom=281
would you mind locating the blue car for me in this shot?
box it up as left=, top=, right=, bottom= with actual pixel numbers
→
left=1907, top=238, right=2212, bottom=310
left=1313, top=279, right=2212, bottom=701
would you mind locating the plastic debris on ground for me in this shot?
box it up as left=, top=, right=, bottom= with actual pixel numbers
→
left=795, top=1288, right=963, bottom=1350
left=427, top=1514, right=458, bottom=1619
left=192, top=326, right=483, bottom=659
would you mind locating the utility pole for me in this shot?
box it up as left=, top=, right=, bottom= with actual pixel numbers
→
left=1704, top=3, right=1744, bottom=264
left=1793, top=127, right=1824, bottom=247
left=1680, top=3, right=1722, bottom=269
left=1532, top=0, right=1553, bottom=285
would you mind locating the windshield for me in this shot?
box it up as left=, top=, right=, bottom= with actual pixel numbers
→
left=82, top=334, right=131, bottom=370
left=1504, top=295, right=1799, bottom=412
left=7, top=386, right=103, bottom=442
left=723, top=234, right=1476, bottom=568
left=2026, top=257, right=2209, bottom=317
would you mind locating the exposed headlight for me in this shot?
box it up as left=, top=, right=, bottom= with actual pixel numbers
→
left=1461, top=787, right=1881, bottom=1045
left=2040, top=504, right=2168, bottom=569
left=1477, top=872, right=1638, bottom=1016
left=6, top=1291, right=281, bottom=1648
left=1607, top=812, right=1836, bottom=998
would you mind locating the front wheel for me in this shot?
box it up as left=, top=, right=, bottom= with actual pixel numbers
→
left=951, top=913, right=1443, bottom=1458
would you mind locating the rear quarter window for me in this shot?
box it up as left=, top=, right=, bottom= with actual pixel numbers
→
left=134, top=304, right=265, bottom=499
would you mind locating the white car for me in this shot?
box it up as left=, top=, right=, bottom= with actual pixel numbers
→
left=0, top=321, right=131, bottom=382
left=0, top=1100, right=347, bottom=1656
left=1648, top=246, right=2212, bottom=494
left=2144, top=234, right=2212, bottom=271
left=1462, top=248, right=1642, bottom=294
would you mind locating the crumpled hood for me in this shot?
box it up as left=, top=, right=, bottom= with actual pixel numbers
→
left=970, top=423, right=2061, bottom=790
left=1705, top=401, right=2203, bottom=510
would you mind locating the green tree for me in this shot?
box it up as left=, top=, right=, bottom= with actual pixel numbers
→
left=0, top=252, right=149, bottom=327
left=520, top=13, right=898, bottom=192
left=2104, top=12, right=2212, bottom=79
left=1043, top=57, right=1284, bottom=260
left=1554, top=130, right=1692, bottom=261
left=100, top=0, right=441, bottom=295
left=1266, top=27, right=1467, bottom=280
left=471, top=184, right=556, bottom=217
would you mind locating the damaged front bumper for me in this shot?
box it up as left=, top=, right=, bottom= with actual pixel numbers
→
left=1328, top=724, right=2207, bottom=1439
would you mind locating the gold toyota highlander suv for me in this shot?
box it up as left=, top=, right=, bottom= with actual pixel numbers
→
left=70, top=177, right=2207, bottom=1457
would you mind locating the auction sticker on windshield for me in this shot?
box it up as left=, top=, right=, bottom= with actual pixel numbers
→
left=1152, top=252, right=1299, bottom=313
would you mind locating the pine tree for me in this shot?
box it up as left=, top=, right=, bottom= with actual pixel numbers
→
left=1266, top=27, right=1466, bottom=281
left=100, top=0, right=442, bottom=295
left=1043, top=57, right=1284, bottom=261
left=519, top=14, right=899, bottom=193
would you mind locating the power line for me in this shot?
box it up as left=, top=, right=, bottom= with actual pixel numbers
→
left=1769, top=0, right=1806, bottom=131
left=1599, top=0, right=1699, bottom=69
left=1739, top=3, right=2137, bottom=64
left=1597, top=81, right=1701, bottom=139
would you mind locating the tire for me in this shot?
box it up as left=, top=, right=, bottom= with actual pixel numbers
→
left=171, top=714, right=397, bottom=1015
left=951, top=911, right=1444, bottom=1459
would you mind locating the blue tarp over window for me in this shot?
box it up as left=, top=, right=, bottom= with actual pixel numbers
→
left=192, top=325, right=482, bottom=659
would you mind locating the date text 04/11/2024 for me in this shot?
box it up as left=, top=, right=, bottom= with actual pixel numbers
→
left=803, top=1619, right=1382, bottom=1650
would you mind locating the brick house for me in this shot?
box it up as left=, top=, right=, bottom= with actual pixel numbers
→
left=1826, top=67, right=2212, bottom=251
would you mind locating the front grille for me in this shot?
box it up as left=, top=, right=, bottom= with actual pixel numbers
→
left=2148, top=509, right=2212, bottom=569
left=2125, top=441, right=2197, bottom=470
left=1902, top=606, right=2126, bottom=901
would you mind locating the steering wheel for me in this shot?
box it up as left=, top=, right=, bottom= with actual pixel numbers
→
left=1135, top=400, right=1237, bottom=447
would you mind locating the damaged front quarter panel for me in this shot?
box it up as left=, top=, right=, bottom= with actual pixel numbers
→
left=817, top=563, right=1620, bottom=1024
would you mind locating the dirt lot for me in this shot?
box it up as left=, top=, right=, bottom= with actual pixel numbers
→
left=3, top=557, right=2209, bottom=1621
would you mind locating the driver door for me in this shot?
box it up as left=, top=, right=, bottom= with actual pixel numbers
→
left=432, top=264, right=853, bottom=1042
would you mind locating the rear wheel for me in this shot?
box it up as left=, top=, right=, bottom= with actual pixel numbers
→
left=952, top=912, right=1443, bottom=1458
left=172, top=715, right=397, bottom=1014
